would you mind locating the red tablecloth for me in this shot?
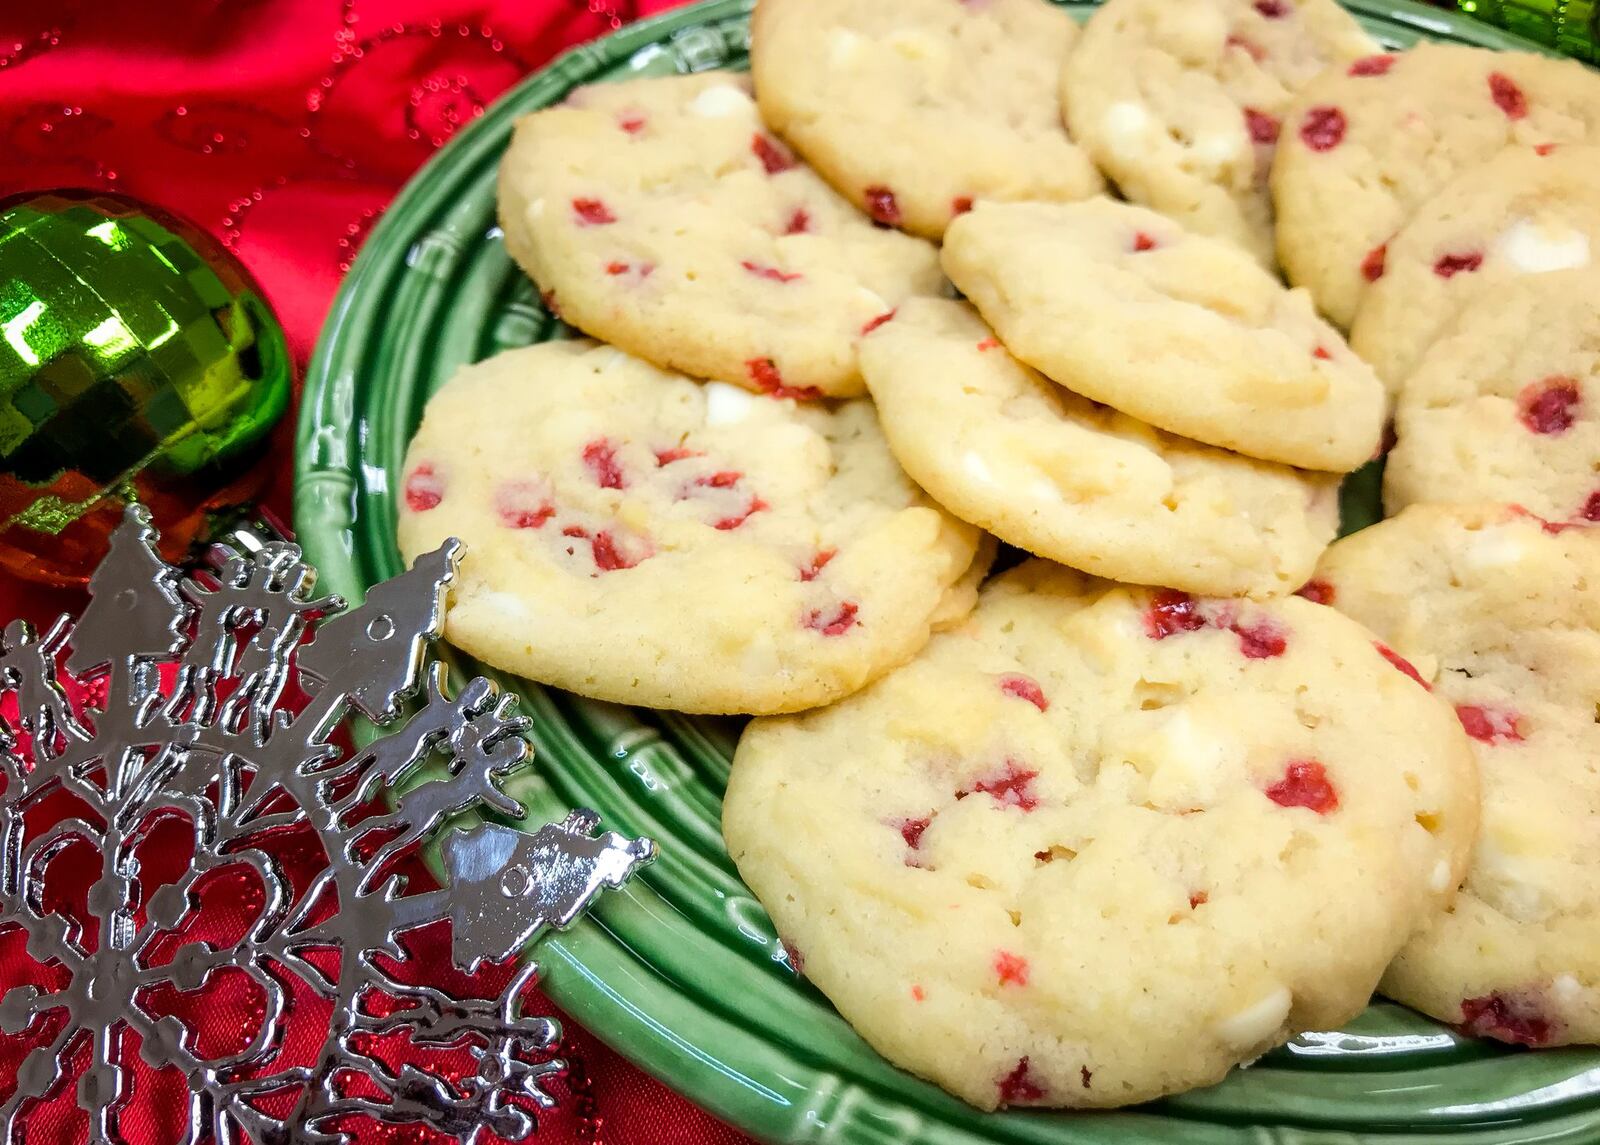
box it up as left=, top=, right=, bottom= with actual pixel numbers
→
left=0, top=1, right=754, bottom=1141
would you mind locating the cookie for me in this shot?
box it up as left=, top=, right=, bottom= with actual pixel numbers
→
left=497, top=72, right=944, bottom=400
left=1349, top=145, right=1600, bottom=393
left=1385, top=269, right=1600, bottom=525
left=941, top=199, right=1384, bottom=471
left=749, top=0, right=1103, bottom=241
left=1272, top=43, right=1600, bottom=328
left=725, top=561, right=1478, bottom=1110
left=1061, top=0, right=1375, bottom=265
left=860, top=298, right=1340, bottom=597
left=396, top=340, right=983, bottom=715
left=1312, top=504, right=1600, bottom=1047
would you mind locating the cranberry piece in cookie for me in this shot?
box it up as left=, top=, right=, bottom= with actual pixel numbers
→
left=403, top=464, right=444, bottom=512
left=864, top=185, right=902, bottom=227
left=1517, top=377, right=1581, bottom=435
left=1459, top=992, right=1552, bottom=1046
left=1487, top=72, right=1529, bottom=119
left=571, top=197, right=616, bottom=226
left=1265, top=760, right=1339, bottom=814
left=996, top=1058, right=1046, bottom=1106
left=1299, top=106, right=1347, bottom=151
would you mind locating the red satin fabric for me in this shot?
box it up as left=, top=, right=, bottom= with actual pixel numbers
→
left=0, top=2, right=753, bottom=1141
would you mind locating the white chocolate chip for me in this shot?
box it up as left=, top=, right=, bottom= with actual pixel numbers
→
left=1553, top=974, right=1583, bottom=1003
left=855, top=287, right=888, bottom=314
left=1191, top=132, right=1246, bottom=167
left=1103, top=102, right=1152, bottom=157
left=474, top=590, right=530, bottom=618
left=829, top=27, right=862, bottom=66
left=688, top=84, right=755, bottom=118
left=962, top=450, right=997, bottom=485
left=1495, top=218, right=1591, bottom=273
left=593, top=347, right=629, bottom=374
left=1463, top=530, right=1527, bottom=570
left=704, top=381, right=760, bottom=426
left=1215, top=986, right=1292, bottom=1049
left=528, top=197, right=545, bottom=220
left=1429, top=858, right=1454, bottom=894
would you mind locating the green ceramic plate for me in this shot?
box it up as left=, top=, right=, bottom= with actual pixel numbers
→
left=295, top=3, right=1600, bottom=1140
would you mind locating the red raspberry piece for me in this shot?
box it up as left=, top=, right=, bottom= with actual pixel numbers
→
left=781, top=940, right=805, bottom=976
left=1517, top=377, right=1581, bottom=435
left=911, top=985, right=926, bottom=1002
left=1455, top=704, right=1523, bottom=744
left=994, top=950, right=1030, bottom=987
left=714, top=497, right=768, bottom=531
left=1144, top=589, right=1206, bottom=640
left=617, top=112, right=646, bottom=134
left=571, top=197, right=616, bottom=226
left=892, top=814, right=932, bottom=850
left=1349, top=55, right=1395, bottom=76
left=957, top=760, right=1041, bottom=812
left=783, top=207, right=812, bottom=235
left=1488, top=72, right=1528, bottom=120
left=654, top=446, right=701, bottom=466
left=751, top=133, right=796, bottom=174
left=864, top=185, right=901, bottom=226
left=1535, top=142, right=1559, bottom=156
left=999, top=673, right=1049, bottom=711
left=1233, top=617, right=1287, bottom=659
left=1374, top=641, right=1429, bottom=689
left=996, top=1057, right=1045, bottom=1105
left=1433, top=251, right=1484, bottom=279
left=1459, top=993, right=1551, bottom=1046
left=741, top=260, right=802, bottom=283
left=1244, top=107, right=1281, bottom=145
left=582, top=438, right=626, bottom=490
left=540, top=289, right=562, bottom=319
left=1226, top=34, right=1266, bottom=63
left=1254, top=0, right=1287, bottom=16
left=1361, top=243, right=1388, bottom=283
left=1294, top=578, right=1336, bottom=605
left=1132, top=231, right=1159, bottom=252
left=799, top=548, right=836, bottom=581
left=403, top=464, right=444, bottom=512
left=605, top=261, right=630, bottom=275
left=746, top=357, right=823, bottom=401
left=976, top=337, right=1000, bottom=351
left=1582, top=490, right=1600, bottom=522
left=952, top=195, right=975, bottom=216
left=1265, top=759, right=1339, bottom=814
left=1313, top=346, right=1333, bottom=361
left=1509, top=503, right=1574, bottom=535
left=1189, top=891, right=1209, bottom=909
left=1299, top=106, right=1346, bottom=151
left=860, top=309, right=897, bottom=336
left=494, top=482, right=554, bottom=529
left=697, top=470, right=743, bottom=489
left=803, top=601, right=860, bottom=636
left=561, top=526, right=643, bottom=572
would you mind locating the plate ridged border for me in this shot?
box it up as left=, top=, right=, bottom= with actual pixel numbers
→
left=295, top=4, right=1600, bottom=1141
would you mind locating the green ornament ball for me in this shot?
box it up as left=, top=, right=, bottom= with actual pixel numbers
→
left=0, top=190, right=291, bottom=585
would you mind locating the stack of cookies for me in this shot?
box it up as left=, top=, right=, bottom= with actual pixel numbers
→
left=396, top=0, right=1600, bottom=1115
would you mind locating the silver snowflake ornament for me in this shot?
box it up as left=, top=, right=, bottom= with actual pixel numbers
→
left=0, top=506, right=656, bottom=1143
